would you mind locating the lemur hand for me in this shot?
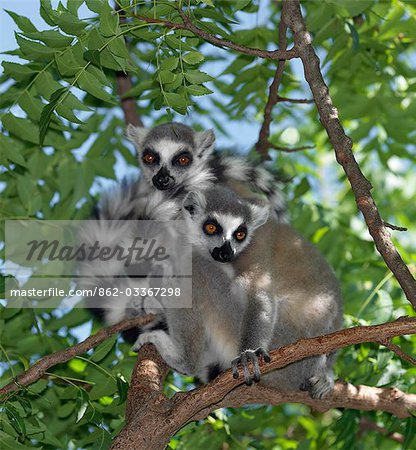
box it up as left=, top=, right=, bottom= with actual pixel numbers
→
left=231, top=348, right=271, bottom=385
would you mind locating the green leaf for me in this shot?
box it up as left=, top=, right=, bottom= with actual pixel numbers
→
left=5, top=10, right=37, bottom=33
left=116, top=374, right=129, bottom=405
left=15, top=33, right=55, bottom=60
left=5, top=404, right=26, bottom=436
left=196, top=0, right=214, bottom=6
left=85, top=0, right=103, bottom=13
left=164, top=92, right=187, bottom=109
left=91, top=334, right=117, bottom=362
left=235, top=0, right=251, bottom=10
left=184, top=69, right=213, bottom=84
left=17, top=177, right=37, bottom=206
left=1, top=62, right=36, bottom=81
left=0, top=431, right=35, bottom=450
left=55, top=49, right=84, bottom=76
left=182, top=51, right=205, bottom=65
left=83, top=49, right=101, bottom=67
left=346, top=22, right=360, bottom=51
left=186, top=84, right=213, bottom=96
left=39, top=87, right=67, bottom=146
left=90, top=428, right=112, bottom=450
left=77, top=69, right=116, bottom=104
left=158, top=70, right=177, bottom=84
left=49, top=10, right=88, bottom=35
left=160, top=56, right=179, bottom=71
left=108, top=36, right=130, bottom=59
left=24, top=30, right=74, bottom=48
left=99, top=1, right=120, bottom=36
left=39, top=0, right=55, bottom=26
left=2, top=114, right=39, bottom=144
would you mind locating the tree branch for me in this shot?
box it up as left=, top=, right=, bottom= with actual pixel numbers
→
left=129, top=10, right=298, bottom=61
left=0, top=315, right=154, bottom=397
left=283, top=0, right=416, bottom=310
left=378, top=338, right=416, bottom=366
left=276, top=96, right=314, bottom=104
left=111, top=317, right=416, bottom=449
left=269, top=142, right=314, bottom=152
left=115, top=1, right=143, bottom=126
left=358, top=416, right=405, bottom=444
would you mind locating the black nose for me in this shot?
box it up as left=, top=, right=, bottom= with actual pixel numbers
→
left=152, top=167, right=174, bottom=190
left=211, top=242, right=234, bottom=263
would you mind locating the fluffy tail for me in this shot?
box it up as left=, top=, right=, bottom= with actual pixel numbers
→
left=210, top=154, right=288, bottom=223
left=79, top=177, right=180, bottom=341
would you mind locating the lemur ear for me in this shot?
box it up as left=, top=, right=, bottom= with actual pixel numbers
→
left=248, top=199, right=270, bottom=230
left=126, top=124, right=148, bottom=149
left=194, top=129, right=215, bottom=157
left=182, top=191, right=206, bottom=216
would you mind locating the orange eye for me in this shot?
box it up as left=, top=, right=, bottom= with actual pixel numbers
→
left=235, top=230, right=246, bottom=241
left=204, top=223, right=217, bottom=235
left=143, top=153, right=155, bottom=164
left=178, top=156, right=190, bottom=166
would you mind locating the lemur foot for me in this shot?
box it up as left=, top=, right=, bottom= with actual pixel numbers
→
left=231, top=348, right=271, bottom=385
left=300, top=374, right=334, bottom=399
left=131, top=329, right=168, bottom=352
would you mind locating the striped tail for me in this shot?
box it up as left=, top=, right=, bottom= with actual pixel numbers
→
left=210, top=154, right=288, bottom=223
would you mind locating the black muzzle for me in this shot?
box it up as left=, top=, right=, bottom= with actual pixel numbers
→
left=211, top=241, right=234, bottom=263
left=152, top=166, right=175, bottom=190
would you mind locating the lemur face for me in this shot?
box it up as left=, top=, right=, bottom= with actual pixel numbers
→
left=127, top=122, right=215, bottom=192
left=183, top=187, right=270, bottom=263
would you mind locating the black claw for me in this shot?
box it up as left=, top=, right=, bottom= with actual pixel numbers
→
left=230, top=347, right=271, bottom=386
left=255, top=347, right=271, bottom=363
left=240, top=352, right=252, bottom=385
left=231, top=359, right=240, bottom=379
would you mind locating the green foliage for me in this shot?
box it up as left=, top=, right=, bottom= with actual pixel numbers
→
left=1, top=1, right=415, bottom=449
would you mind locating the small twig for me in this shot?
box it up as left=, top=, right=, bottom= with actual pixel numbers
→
left=276, top=96, right=314, bottom=104
left=269, top=142, right=314, bottom=152
left=359, top=417, right=404, bottom=444
left=0, top=315, right=155, bottom=397
left=378, top=338, right=416, bottom=366
left=384, top=222, right=408, bottom=232
left=255, top=3, right=289, bottom=160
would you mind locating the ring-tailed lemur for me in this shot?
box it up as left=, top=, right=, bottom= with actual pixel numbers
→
left=177, top=186, right=343, bottom=398
left=125, top=122, right=287, bottom=222
left=133, top=187, right=270, bottom=382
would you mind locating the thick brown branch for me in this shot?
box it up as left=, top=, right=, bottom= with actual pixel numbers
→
left=0, top=315, right=154, bottom=397
left=255, top=3, right=289, bottom=160
left=196, top=382, right=416, bottom=421
left=115, top=1, right=143, bottom=126
left=283, top=0, right=416, bottom=310
left=111, top=317, right=416, bottom=449
left=130, top=11, right=297, bottom=61
left=171, top=317, right=416, bottom=427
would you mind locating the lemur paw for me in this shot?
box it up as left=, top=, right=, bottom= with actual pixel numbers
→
left=131, top=329, right=165, bottom=352
left=300, top=374, right=334, bottom=399
left=231, top=348, right=271, bottom=385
